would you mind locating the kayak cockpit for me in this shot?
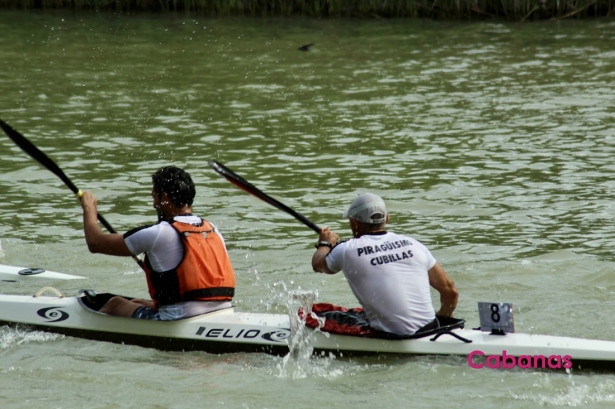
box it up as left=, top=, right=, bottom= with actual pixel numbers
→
left=75, top=289, right=235, bottom=319
left=77, top=289, right=121, bottom=313
left=303, top=303, right=468, bottom=341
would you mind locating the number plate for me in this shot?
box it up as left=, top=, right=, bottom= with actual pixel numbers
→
left=478, top=302, right=515, bottom=334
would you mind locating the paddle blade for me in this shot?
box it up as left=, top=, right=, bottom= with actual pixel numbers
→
left=208, top=160, right=321, bottom=233
left=0, top=119, right=79, bottom=194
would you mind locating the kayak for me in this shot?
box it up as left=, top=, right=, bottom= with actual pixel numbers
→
left=0, top=288, right=290, bottom=355
left=0, top=264, right=85, bottom=282
left=1, top=287, right=615, bottom=372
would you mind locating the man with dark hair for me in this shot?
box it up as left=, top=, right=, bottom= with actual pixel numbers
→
left=80, top=166, right=236, bottom=320
left=312, top=193, right=458, bottom=336
left=151, top=166, right=196, bottom=210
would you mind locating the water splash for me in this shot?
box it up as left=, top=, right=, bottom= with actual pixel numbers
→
left=243, top=245, right=261, bottom=282
left=275, top=281, right=318, bottom=379
left=511, top=375, right=615, bottom=406
left=0, top=326, right=63, bottom=349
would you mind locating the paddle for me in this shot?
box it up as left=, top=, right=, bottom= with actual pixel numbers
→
left=0, top=119, right=144, bottom=269
left=208, top=160, right=321, bottom=233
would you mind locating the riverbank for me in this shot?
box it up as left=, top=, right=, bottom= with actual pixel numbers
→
left=0, top=0, right=612, bottom=21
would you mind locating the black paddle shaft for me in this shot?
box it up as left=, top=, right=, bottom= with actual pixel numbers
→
left=0, top=119, right=145, bottom=270
left=0, top=119, right=116, bottom=235
left=208, top=160, right=321, bottom=233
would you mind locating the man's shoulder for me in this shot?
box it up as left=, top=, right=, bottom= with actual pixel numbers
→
left=172, top=215, right=205, bottom=226
left=331, top=239, right=350, bottom=250
left=386, top=231, right=419, bottom=242
left=123, top=223, right=158, bottom=239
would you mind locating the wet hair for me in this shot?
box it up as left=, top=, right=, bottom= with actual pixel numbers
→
left=151, top=166, right=196, bottom=207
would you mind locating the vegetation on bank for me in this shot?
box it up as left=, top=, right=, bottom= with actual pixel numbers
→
left=0, top=0, right=612, bottom=20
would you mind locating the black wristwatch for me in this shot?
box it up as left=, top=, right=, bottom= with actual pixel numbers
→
left=315, top=241, right=333, bottom=249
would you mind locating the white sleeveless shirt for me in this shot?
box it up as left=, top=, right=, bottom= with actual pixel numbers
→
left=325, top=231, right=437, bottom=335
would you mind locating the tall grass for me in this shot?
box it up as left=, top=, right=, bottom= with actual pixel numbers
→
left=0, top=0, right=612, bottom=19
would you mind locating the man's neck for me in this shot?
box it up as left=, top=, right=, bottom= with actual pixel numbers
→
left=160, top=206, right=193, bottom=220
left=355, top=229, right=386, bottom=238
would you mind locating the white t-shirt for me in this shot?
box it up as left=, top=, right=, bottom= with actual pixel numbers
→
left=123, top=215, right=232, bottom=319
left=325, top=231, right=437, bottom=335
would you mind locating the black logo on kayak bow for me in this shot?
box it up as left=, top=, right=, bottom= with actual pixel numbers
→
left=37, top=307, right=69, bottom=322
left=18, top=267, right=45, bottom=276
left=262, top=330, right=290, bottom=342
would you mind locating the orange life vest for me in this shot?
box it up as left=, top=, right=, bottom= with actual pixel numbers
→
left=143, top=218, right=236, bottom=308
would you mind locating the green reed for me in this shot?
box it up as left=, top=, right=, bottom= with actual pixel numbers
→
left=0, top=0, right=613, bottom=19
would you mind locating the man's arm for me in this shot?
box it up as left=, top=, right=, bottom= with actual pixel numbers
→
left=311, top=227, right=339, bottom=275
left=80, top=191, right=133, bottom=256
left=428, top=262, right=458, bottom=317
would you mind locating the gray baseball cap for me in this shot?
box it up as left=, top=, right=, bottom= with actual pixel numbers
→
left=343, top=193, right=387, bottom=224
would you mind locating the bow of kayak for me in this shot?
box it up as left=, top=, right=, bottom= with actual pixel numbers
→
left=0, top=264, right=85, bottom=281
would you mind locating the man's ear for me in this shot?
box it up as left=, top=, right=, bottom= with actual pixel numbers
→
left=349, top=218, right=360, bottom=230
left=160, top=191, right=171, bottom=204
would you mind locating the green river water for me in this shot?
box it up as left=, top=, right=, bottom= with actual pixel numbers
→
left=1, top=11, right=615, bottom=408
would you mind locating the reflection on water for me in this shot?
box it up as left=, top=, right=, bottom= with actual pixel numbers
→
left=1, top=12, right=615, bottom=409
left=1, top=14, right=614, bottom=260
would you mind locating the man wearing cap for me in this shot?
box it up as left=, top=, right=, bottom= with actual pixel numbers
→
left=311, top=193, right=458, bottom=336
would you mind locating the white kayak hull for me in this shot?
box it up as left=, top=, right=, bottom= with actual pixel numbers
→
left=0, top=290, right=290, bottom=355
left=0, top=264, right=85, bottom=281
left=1, top=289, right=614, bottom=372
